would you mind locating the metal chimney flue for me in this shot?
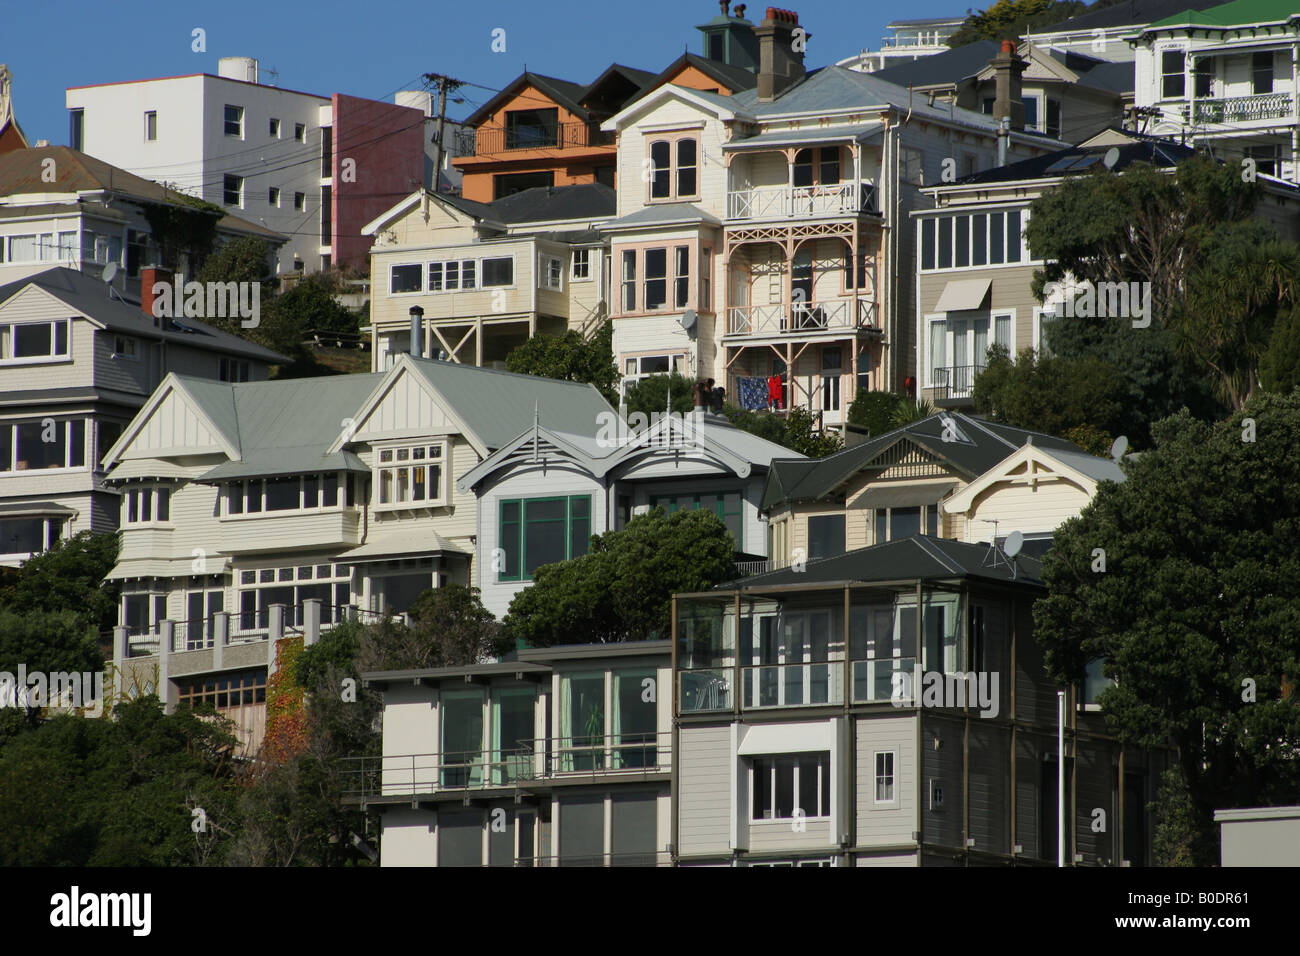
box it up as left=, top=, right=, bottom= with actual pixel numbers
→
left=409, top=305, right=425, bottom=358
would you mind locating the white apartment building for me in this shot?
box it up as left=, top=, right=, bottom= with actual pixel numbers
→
left=1132, top=0, right=1299, bottom=182
left=839, top=17, right=966, bottom=74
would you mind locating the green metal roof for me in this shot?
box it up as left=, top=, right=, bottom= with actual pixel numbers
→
left=404, top=357, right=613, bottom=448
left=1148, top=0, right=1298, bottom=29
left=716, top=535, right=1045, bottom=590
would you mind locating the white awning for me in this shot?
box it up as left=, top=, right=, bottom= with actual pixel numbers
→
left=105, top=459, right=202, bottom=482
left=737, top=719, right=836, bottom=755
left=935, top=277, right=992, bottom=313
left=107, top=555, right=231, bottom=580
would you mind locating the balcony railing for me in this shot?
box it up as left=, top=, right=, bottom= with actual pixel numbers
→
left=342, top=731, right=672, bottom=798
left=1189, top=93, right=1294, bottom=125
left=726, top=298, right=876, bottom=336
left=743, top=661, right=845, bottom=709
left=732, top=559, right=770, bottom=577
left=462, top=122, right=614, bottom=157
left=931, top=364, right=985, bottom=401
left=679, top=658, right=926, bottom=711
left=727, top=182, right=875, bottom=220
left=852, top=657, right=918, bottom=704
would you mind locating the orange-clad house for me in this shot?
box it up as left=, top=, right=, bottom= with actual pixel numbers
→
left=452, top=1, right=761, bottom=203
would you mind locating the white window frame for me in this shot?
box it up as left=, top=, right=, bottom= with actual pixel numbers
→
left=925, top=310, right=1014, bottom=387
left=222, top=472, right=348, bottom=517
left=144, top=110, right=157, bottom=141
left=219, top=357, right=250, bottom=382
left=539, top=255, right=563, bottom=292
left=269, top=117, right=281, bottom=138
left=0, top=319, right=71, bottom=365
left=374, top=440, right=449, bottom=510
left=0, top=417, right=86, bottom=473
left=427, top=258, right=479, bottom=293
left=874, top=750, right=898, bottom=805
left=223, top=174, right=243, bottom=208
left=121, top=484, right=172, bottom=527
left=749, top=751, right=832, bottom=822
left=389, top=262, right=424, bottom=295
left=235, top=563, right=353, bottom=633
left=0, top=515, right=63, bottom=558
left=480, top=255, right=516, bottom=289
left=1032, top=306, right=1060, bottom=358
left=224, top=104, right=244, bottom=138
left=620, top=352, right=686, bottom=393
left=571, top=248, right=591, bottom=281
left=294, top=122, right=306, bottom=142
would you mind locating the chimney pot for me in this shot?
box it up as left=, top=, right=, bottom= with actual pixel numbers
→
left=1001, top=39, right=1017, bottom=54
left=734, top=3, right=746, bottom=17
left=719, top=0, right=730, bottom=15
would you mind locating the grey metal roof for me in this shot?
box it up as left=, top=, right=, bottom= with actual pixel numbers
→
left=762, top=412, right=1084, bottom=510
left=180, top=372, right=387, bottom=480
left=600, top=203, right=721, bottom=231
left=719, top=534, right=1044, bottom=589
left=873, top=41, right=1002, bottom=89
left=0, top=267, right=288, bottom=363
left=731, top=66, right=997, bottom=129
left=405, top=357, right=614, bottom=449
left=725, top=123, right=881, bottom=151
left=1050, top=447, right=1125, bottom=484
left=945, top=132, right=1197, bottom=186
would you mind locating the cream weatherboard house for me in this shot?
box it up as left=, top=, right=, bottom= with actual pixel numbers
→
left=363, top=183, right=614, bottom=373
left=102, top=355, right=612, bottom=751
left=0, top=267, right=283, bottom=567
left=597, top=7, right=1062, bottom=430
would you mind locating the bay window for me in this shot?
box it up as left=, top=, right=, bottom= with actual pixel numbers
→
left=540, top=255, right=563, bottom=291
left=224, top=471, right=349, bottom=515
left=376, top=442, right=446, bottom=508
left=621, top=250, right=636, bottom=311
left=236, top=564, right=351, bottom=630
left=122, top=485, right=171, bottom=524
left=673, top=246, right=690, bottom=308
left=644, top=248, right=667, bottom=309
left=497, top=494, right=591, bottom=581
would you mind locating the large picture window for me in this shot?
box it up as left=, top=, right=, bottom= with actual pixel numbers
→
left=236, top=564, right=351, bottom=630
left=920, top=210, right=1024, bottom=272
left=0, top=320, right=70, bottom=362
left=390, top=263, right=422, bottom=294
left=806, top=514, right=845, bottom=560
left=752, top=752, right=831, bottom=821
left=0, top=516, right=61, bottom=556
left=498, top=495, right=591, bottom=581
left=225, top=471, right=346, bottom=515
left=0, top=418, right=85, bottom=471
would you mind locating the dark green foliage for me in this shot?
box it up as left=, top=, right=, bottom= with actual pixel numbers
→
left=505, top=320, right=619, bottom=406
left=1033, top=393, right=1300, bottom=864
left=1260, top=310, right=1300, bottom=395
left=947, top=0, right=1086, bottom=46
left=624, top=373, right=697, bottom=417
left=723, top=405, right=842, bottom=458
left=503, top=508, right=736, bottom=646
left=847, top=390, right=906, bottom=435
left=0, top=530, right=119, bottom=632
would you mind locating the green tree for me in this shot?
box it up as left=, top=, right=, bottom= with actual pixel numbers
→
left=0, top=609, right=103, bottom=683
left=505, top=320, right=619, bottom=406
left=0, top=530, right=119, bottom=632
left=972, top=345, right=1128, bottom=442
left=1259, top=309, right=1300, bottom=395
left=847, top=390, right=905, bottom=435
left=503, top=508, right=735, bottom=646
left=195, top=236, right=276, bottom=289
left=624, top=372, right=697, bottom=417
left=947, top=0, right=1086, bottom=46
left=888, top=398, right=937, bottom=429
left=1033, top=393, right=1300, bottom=864
left=722, top=405, right=842, bottom=458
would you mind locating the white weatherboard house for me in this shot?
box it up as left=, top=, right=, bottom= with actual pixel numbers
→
left=101, top=356, right=612, bottom=752
left=0, top=266, right=283, bottom=567
left=458, top=405, right=803, bottom=618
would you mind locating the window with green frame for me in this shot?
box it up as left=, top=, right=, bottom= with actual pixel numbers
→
left=498, top=495, right=591, bottom=582
left=649, top=490, right=742, bottom=547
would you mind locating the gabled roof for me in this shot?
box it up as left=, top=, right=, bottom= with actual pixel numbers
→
left=461, top=71, right=591, bottom=127
left=938, top=128, right=1197, bottom=187
left=942, top=442, right=1125, bottom=514
left=1038, top=0, right=1232, bottom=32
left=718, top=535, right=1044, bottom=589
left=639, top=52, right=759, bottom=99
left=0, top=146, right=285, bottom=241
left=1147, top=0, right=1297, bottom=29
left=0, top=267, right=287, bottom=363
left=762, top=412, right=1083, bottom=511
left=600, top=203, right=721, bottom=231
left=583, top=63, right=659, bottom=106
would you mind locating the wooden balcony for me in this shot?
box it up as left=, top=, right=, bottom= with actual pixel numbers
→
left=1188, top=93, right=1294, bottom=125
left=726, top=182, right=876, bottom=220
left=725, top=298, right=878, bottom=338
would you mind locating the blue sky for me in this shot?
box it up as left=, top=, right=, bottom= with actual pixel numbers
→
left=4, top=0, right=952, bottom=145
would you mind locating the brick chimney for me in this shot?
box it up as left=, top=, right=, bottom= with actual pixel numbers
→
left=990, top=40, right=1027, bottom=132
left=140, top=267, right=174, bottom=323
left=755, top=7, right=806, bottom=102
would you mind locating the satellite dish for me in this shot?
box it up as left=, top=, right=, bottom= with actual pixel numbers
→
left=1109, top=435, right=1128, bottom=461
left=1103, top=147, right=1121, bottom=170
left=679, top=309, right=697, bottom=332
left=1003, top=530, right=1024, bottom=559
left=101, top=262, right=118, bottom=283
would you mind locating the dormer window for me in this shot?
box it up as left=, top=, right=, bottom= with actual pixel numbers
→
left=376, top=442, right=447, bottom=509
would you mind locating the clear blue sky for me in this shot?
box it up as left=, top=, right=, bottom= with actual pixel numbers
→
left=4, top=0, right=964, bottom=145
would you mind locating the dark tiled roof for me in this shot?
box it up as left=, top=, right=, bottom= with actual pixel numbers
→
left=0, top=267, right=287, bottom=362
left=762, top=412, right=1083, bottom=510
left=719, top=535, right=1045, bottom=588
left=873, top=41, right=1001, bottom=89
left=488, top=182, right=615, bottom=223
left=946, top=132, right=1197, bottom=186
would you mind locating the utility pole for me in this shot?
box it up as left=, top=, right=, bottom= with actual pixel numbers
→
left=423, top=73, right=464, bottom=194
